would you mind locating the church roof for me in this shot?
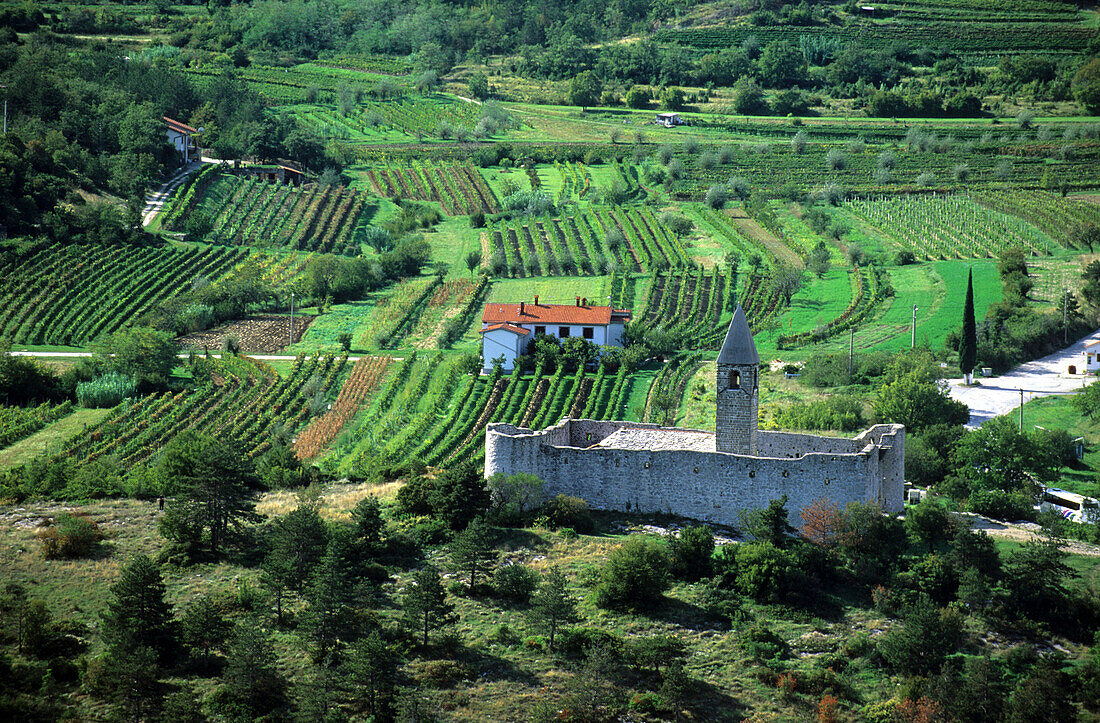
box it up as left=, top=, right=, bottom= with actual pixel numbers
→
left=717, top=305, right=758, bottom=365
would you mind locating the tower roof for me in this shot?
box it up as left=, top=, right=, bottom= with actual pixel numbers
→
left=717, top=305, right=758, bottom=365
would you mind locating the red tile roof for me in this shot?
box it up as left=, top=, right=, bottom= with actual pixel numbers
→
left=163, top=116, right=198, bottom=134
left=478, top=322, right=530, bottom=336
left=482, top=303, right=631, bottom=326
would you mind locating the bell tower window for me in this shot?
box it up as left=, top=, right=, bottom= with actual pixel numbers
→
left=729, top=369, right=741, bottom=389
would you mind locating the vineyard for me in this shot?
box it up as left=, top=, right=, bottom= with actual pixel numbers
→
left=51, top=354, right=348, bottom=468
left=775, top=266, right=890, bottom=349
left=639, top=266, right=732, bottom=349
left=843, top=194, right=1057, bottom=259
left=485, top=205, right=691, bottom=277
left=652, top=21, right=1093, bottom=60
left=675, top=141, right=1100, bottom=197
left=326, top=353, right=639, bottom=478
left=865, top=0, right=1082, bottom=24
left=182, top=63, right=415, bottom=104
left=365, top=163, right=500, bottom=214
left=971, top=190, right=1100, bottom=243
left=0, top=403, right=74, bottom=450
left=293, top=356, right=391, bottom=460
left=0, top=243, right=246, bottom=346
left=166, top=172, right=369, bottom=255
left=284, top=96, right=485, bottom=142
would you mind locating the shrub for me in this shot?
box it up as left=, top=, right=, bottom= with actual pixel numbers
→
left=541, top=494, right=594, bottom=533
left=493, top=563, right=540, bottom=603
left=705, top=184, right=728, bottom=209
left=40, top=512, right=106, bottom=559
left=826, top=148, right=847, bottom=171
left=967, top=490, right=1036, bottom=522
left=595, top=536, right=671, bottom=610
left=556, top=627, right=623, bottom=658
left=668, top=525, right=715, bottom=581
left=916, top=171, right=936, bottom=187
left=739, top=622, right=789, bottom=662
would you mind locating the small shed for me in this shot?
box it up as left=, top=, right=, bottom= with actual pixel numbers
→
left=655, top=112, right=682, bottom=127
left=163, top=116, right=200, bottom=163
left=235, top=159, right=305, bottom=185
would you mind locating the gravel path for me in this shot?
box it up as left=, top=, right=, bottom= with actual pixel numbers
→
left=141, top=162, right=202, bottom=226
left=948, top=328, right=1100, bottom=427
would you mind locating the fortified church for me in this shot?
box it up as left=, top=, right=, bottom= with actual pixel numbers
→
left=485, top=307, right=905, bottom=525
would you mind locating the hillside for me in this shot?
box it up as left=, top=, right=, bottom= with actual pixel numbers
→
left=1, top=0, right=1100, bottom=719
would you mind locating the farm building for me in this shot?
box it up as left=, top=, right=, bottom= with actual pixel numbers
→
left=163, top=116, right=200, bottom=163
left=1080, top=339, right=1100, bottom=374
left=479, top=297, right=631, bottom=372
left=655, top=112, right=682, bottom=127
left=234, top=159, right=305, bottom=184
left=486, top=306, right=905, bottom=526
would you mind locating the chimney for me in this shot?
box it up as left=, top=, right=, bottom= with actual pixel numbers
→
left=575, top=296, right=580, bottom=306
left=581, top=297, right=587, bottom=306
left=534, top=295, right=539, bottom=306
left=519, top=301, right=525, bottom=315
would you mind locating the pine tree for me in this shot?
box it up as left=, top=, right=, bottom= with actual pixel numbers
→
left=528, top=568, right=579, bottom=649
left=102, top=554, right=176, bottom=661
left=449, top=516, right=497, bottom=590
left=260, top=503, right=328, bottom=624
left=180, top=594, right=231, bottom=663
left=960, top=268, right=977, bottom=384
left=159, top=431, right=261, bottom=559
left=349, top=629, right=401, bottom=718
left=217, top=621, right=288, bottom=720
left=402, top=566, right=457, bottom=647
left=301, top=536, right=360, bottom=661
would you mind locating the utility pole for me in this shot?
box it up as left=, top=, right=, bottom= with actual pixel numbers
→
left=911, top=305, right=919, bottom=348
left=290, top=291, right=295, bottom=348
left=1063, top=289, right=1069, bottom=345
left=1019, top=388, right=1024, bottom=430
left=849, top=328, right=855, bottom=376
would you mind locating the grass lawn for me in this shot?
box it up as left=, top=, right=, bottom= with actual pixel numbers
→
left=429, top=216, right=484, bottom=278
left=753, top=264, right=854, bottom=359
left=485, top=275, right=610, bottom=307
left=0, top=408, right=110, bottom=470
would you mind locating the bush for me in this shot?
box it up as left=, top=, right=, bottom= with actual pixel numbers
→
left=493, top=564, right=539, bottom=603
left=739, top=622, right=789, bottom=662
left=556, top=627, right=623, bottom=659
left=40, top=512, right=106, bottom=559
left=541, top=494, right=595, bottom=533
left=595, top=536, right=671, bottom=610
left=967, top=490, right=1036, bottom=522
left=668, top=526, right=715, bottom=581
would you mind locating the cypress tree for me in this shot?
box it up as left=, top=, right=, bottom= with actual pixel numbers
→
left=960, top=268, right=977, bottom=384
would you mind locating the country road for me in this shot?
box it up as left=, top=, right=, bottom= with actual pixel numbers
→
left=947, top=328, right=1100, bottom=427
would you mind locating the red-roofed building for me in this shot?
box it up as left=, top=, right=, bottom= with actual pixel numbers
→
left=480, top=296, right=631, bottom=371
left=163, top=116, right=200, bottom=164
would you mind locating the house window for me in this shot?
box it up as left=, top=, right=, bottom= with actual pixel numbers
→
left=582, top=327, right=594, bottom=340
left=535, top=326, right=546, bottom=336
left=559, top=326, right=570, bottom=338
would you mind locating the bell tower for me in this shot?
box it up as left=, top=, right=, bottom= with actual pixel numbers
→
left=716, top=305, right=759, bottom=455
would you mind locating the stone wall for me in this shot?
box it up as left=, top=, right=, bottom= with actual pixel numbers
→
left=485, top=419, right=905, bottom=524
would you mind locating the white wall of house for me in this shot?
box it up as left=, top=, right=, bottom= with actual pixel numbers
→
left=1085, top=345, right=1100, bottom=372
left=481, top=329, right=524, bottom=371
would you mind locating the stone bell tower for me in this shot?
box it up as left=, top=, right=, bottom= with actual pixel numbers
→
left=716, top=305, right=759, bottom=455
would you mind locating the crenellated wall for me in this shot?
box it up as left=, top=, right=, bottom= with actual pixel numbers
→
left=485, top=419, right=905, bottom=525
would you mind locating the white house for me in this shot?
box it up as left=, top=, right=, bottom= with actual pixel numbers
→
left=164, top=116, right=199, bottom=164
left=479, top=296, right=632, bottom=372
left=1080, top=339, right=1100, bottom=374
left=655, top=112, right=682, bottom=127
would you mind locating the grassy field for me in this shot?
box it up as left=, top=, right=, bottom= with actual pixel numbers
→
left=0, top=408, right=110, bottom=471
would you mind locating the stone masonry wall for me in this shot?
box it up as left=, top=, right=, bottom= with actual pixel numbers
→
left=485, top=419, right=906, bottom=523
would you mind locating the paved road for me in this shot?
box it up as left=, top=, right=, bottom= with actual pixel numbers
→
left=947, top=328, right=1100, bottom=427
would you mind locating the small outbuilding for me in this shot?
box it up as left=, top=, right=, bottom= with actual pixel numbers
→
left=655, top=112, right=682, bottom=127
left=479, top=296, right=631, bottom=372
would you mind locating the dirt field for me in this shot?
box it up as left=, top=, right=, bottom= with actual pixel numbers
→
left=965, top=513, right=1100, bottom=557
left=177, top=314, right=314, bottom=354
